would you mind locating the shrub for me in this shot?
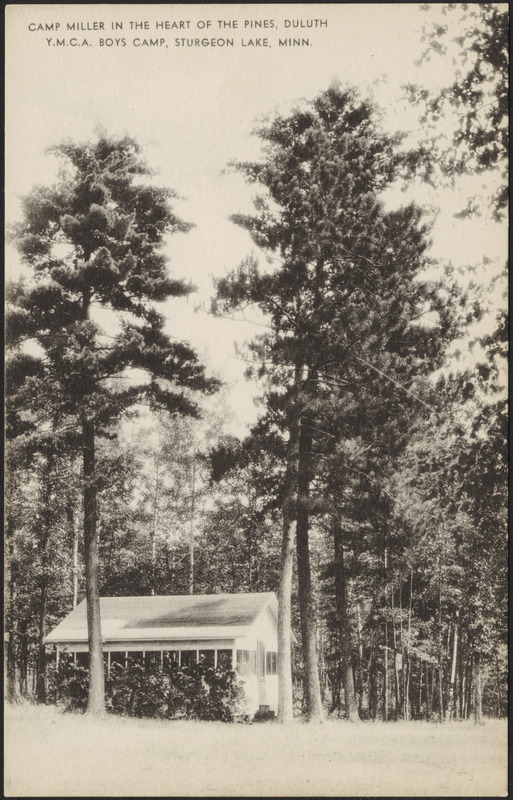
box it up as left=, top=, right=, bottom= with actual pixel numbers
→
left=50, top=654, right=248, bottom=722
left=48, top=653, right=88, bottom=712
left=107, top=661, right=172, bottom=719
left=182, top=660, right=247, bottom=722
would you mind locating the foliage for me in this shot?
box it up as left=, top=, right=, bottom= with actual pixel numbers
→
left=216, top=84, right=470, bottom=721
left=6, top=134, right=219, bottom=440
left=5, top=98, right=507, bottom=725
left=196, top=444, right=282, bottom=594
left=50, top=657, right=89, bottom=713
left=6, top=133, right=219, bottom=712
left=5, top=442, right=83, bottom=701
left=404, top=3, right=508, bottom=218
left=50, top=653, right=248, bottom=722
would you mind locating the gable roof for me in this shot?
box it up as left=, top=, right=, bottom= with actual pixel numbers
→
left=45, top=592, right=278, bottom=644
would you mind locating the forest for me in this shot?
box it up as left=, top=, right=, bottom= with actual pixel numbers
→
left=5, top=5, right=507, bottom=725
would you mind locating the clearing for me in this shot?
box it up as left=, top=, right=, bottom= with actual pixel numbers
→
left=4, top=703, right=508, bottom=797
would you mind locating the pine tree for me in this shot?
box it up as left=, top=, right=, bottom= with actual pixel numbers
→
left=6, top=135, right=218, bottom=714
left=216, top=86, right=464, bottom=722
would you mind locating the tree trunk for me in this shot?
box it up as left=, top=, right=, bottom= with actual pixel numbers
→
left=333, top=514, right=359, bottom=721
left=151, top=440, right=160, bottom=595
left=277, top=491, right=296, bottom=724
left=417, top=658, right=423, bottom=719
left=369, top=632, right=378, bottom=720
left=426, top=664, right=433, bottom=719
left=277, top=365, right=301, bottom=724
left=495, top=656, right=502, bottom=718
left=391, top=589, right=401, bottom=720
left=6, top=631, right=18, bottom=703
left=19, top=620, right=29, bottom=697
left=296, top=413, right=323, bottom=722
left=82, top=416, right=105, bottom=716
left=437, top=534, right=444, bottom=723
left=473, top=651, right=483, bottom=724
left=465, top=653, right=474, bottom=719
left=399, top=580, right=406, bottom=720
left=394, top=650, right=402, bottom=721
left=383, top=545, right=389, bottom=722
left=36, top=449, right=54, bottom=704
left=356, top=603, right=367, bottom=716
left=71, top=511, right=79, bottom=609
left=438, top=665, right=445, bottom=723
left=447, top=612, right=459, bottom=721
left=404, top=568, right=413, bottom=721
left=36, top=582, right=48, bottom=703
left=6, top=513, right=19, bottom=702
left=458, top=630, right=466, bottom=719
left=329, top=631, right=341, bottom=714
left=383, top=620, right=389, bottom=721
left=189, top=457, right=196, bottom=594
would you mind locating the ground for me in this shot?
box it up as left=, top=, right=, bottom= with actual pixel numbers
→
left=4, top=703, right=508, bottom=797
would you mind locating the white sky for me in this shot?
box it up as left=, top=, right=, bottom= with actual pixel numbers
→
left=5, top=4, right=507, bottom=435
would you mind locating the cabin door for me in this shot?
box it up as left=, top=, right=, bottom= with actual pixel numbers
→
left=257, top=640, right=266, bottom=705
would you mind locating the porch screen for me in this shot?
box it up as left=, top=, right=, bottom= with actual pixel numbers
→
left=163, top=650, right=179, bottom=668
left=109, top=651, right=126, bottom=670
left=199, top=650, right=215, bottom=667
left=145, top=651, right=161, bottom=671
left=180, top=650, right=197, bottom=668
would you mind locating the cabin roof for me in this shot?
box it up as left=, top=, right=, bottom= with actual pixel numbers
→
left=45, top=592, right=278, bottom=644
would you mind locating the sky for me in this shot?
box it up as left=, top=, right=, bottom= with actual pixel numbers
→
left=5, top=3, right=507, bottom=435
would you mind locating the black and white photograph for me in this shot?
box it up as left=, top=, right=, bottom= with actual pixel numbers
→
left=4, top=3, right=508, bottom=796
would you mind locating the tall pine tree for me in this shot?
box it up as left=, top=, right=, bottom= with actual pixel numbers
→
left=7, top=135, right=218, bottom=714
left=215, top=86, right=464, bottom=722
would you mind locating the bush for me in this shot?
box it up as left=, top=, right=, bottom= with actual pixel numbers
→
left=49, top=654, right=248, bottom=722
left=184, top=660, right=247, bottom=722
left=107, top=661, right=172, bottom=719
left=48, top=654, right=89, bottom=712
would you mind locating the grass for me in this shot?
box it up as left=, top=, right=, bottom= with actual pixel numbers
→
left=4, top=702, right=508, bottom=797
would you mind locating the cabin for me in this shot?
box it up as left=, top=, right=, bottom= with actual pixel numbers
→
left=45, top=592, right=284, bottom=716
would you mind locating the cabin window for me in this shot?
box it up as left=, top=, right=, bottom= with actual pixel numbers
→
left=236, top=650, right=256, bottom=676
left=266, top=651, right=277, bottom=675
left=180, top=650, right=197, bottom=669
left=217, top=649, right=233, bottom=669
